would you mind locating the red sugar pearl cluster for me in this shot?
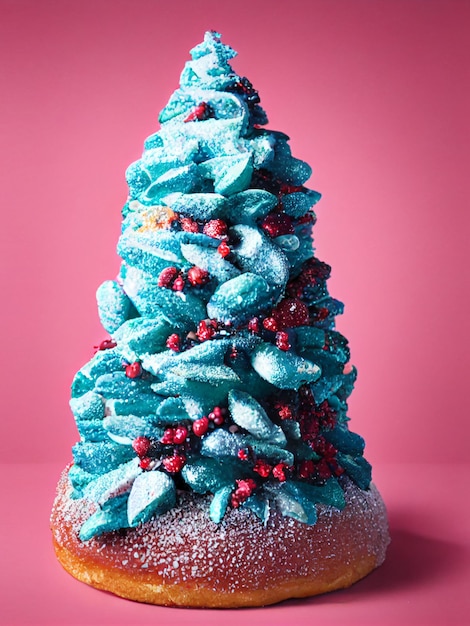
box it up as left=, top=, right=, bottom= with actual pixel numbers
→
left=197, top=319, right=217, bottom=341
left=231, top=478, right=257, bottom=508
left=187, top=266, right=209, bottom=286
left=276, top=331, right=290, bottom=351
left=275, top=402, right=293, bottom=420
left=166, top=333, right=181, bottom=352
left=162, top=454, right=186, bottom=473
left=253, top=459, right=272, bottom=478
left=158, top=266, right=185, bottom=291
left=208, top=406, right=226, bottom=426
left=132, top=436, right=153, bottom=470
left=298, top=459, right=315, bottom=479
left=272, top=463, right=289, bottom=482
left=262, top=317, right=278, bottom=332
left=180, top=216, right=199, bottom=233
left=161, top=426, right=188, bottom=445
left=247, top=317, right=260, bottom=333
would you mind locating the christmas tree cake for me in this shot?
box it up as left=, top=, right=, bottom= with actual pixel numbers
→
left=51, top=31, right=389, bottom=607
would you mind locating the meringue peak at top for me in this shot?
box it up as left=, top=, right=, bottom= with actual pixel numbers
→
left=158, top=31, right=268, bottom=128
left=187, top=30, right=237, bottom=74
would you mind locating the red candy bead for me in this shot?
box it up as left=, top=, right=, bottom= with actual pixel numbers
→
left=172, top=275, right=185, bottom=291
left=237, top=449, right=249, bottom=461
left=192, top=416, right=209, bottom=437
left=162, top=454, right=186, bottom=473
left=203, top=219, right=228, bottom=239
left=272, top=463, right=288, bottom=482
left=125, top=362, right=142, bottom=378
left=95, top=339, right=117, bottom=351
left=231, top=478, right=257, bottom=508
left=158, top=266, right=178, bottom=288
left=217, top=241, right=231, bottom=257
left=173, top=426, right=188, bottom=445
left=188, top=266, right=210, bottom=286
left=139, top=457, right=152, bottom=470
left=262, top=317, right=278, bottom=332
left=253, top=459, right=272, bottom=478
left=166, top=333, right=181, bottom=352
left=197, top=320, right=216, bottom=341
left=180, top=217, right=200, bottom=233
left=132, top=436, right=151, bottom=458
left=184, top=102, right=212, bottom=122
left=317, top=459, right=332, bottom=480
left=248, top=317, right=260, bottom=333
left=276, top=403, right=293, bottom=420
left=161, top=428, right=175, bottom=444
left=276, top=331, right=291, bottom=351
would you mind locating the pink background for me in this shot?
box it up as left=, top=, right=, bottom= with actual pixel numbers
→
left=1, top=1, right=469, bottom=624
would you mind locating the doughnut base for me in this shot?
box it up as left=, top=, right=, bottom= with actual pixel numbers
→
left=51, top=466, right=390, bottom=608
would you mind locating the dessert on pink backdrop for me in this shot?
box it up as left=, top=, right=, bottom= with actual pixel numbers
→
left=1, top=0, right=469, bottom=624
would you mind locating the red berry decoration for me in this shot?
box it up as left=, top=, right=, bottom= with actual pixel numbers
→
left=184, top=102, right=213, bottom=122
left=172, top=275, right=185, bottom=292
left=203, top=219, right=228, bottom=239
left=125, top=362, right=142, bottom=378
left=197, top=320, right=216, bottom=341
left=217, top=241, right=231, bottom=257
left=237, top=449, right=249, bottom=461
left=180, top=217, right=200, bottom=232
left=275, top=403, right=293, bottom=420
left=253, top=459, right=272, bottom=478
left=187, top=266, right=210, bottom=286
left=272, top=463, right=288, bottom=482
left=173, top=426, right=188, bottom=445
left=231, top=478, right=257, bottom=508
left=139, top=457, right=152, bottom=470
left=192, top=416, right=209, bottom=437
left=208, top=407, right=223, bottom=420
left=162, top=454, right=186, bottom=473
left=260, top=212, right=294, bottom=238
left=161, top=428, right=175, bottom=444
left=273, top=298, right=310, bottom=329
left=247, top=317, right=260, bottom=333
left=158, top=266, right=178, bottom=288
left=166, top=333, right=181, bottom=352
left=262, top=317, right=278, bottom=332
left=132, top=436, right=151, bottom=458
left=95, top=338, right=117, bottom=351
left=276, top=331, right=291, bottom=351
